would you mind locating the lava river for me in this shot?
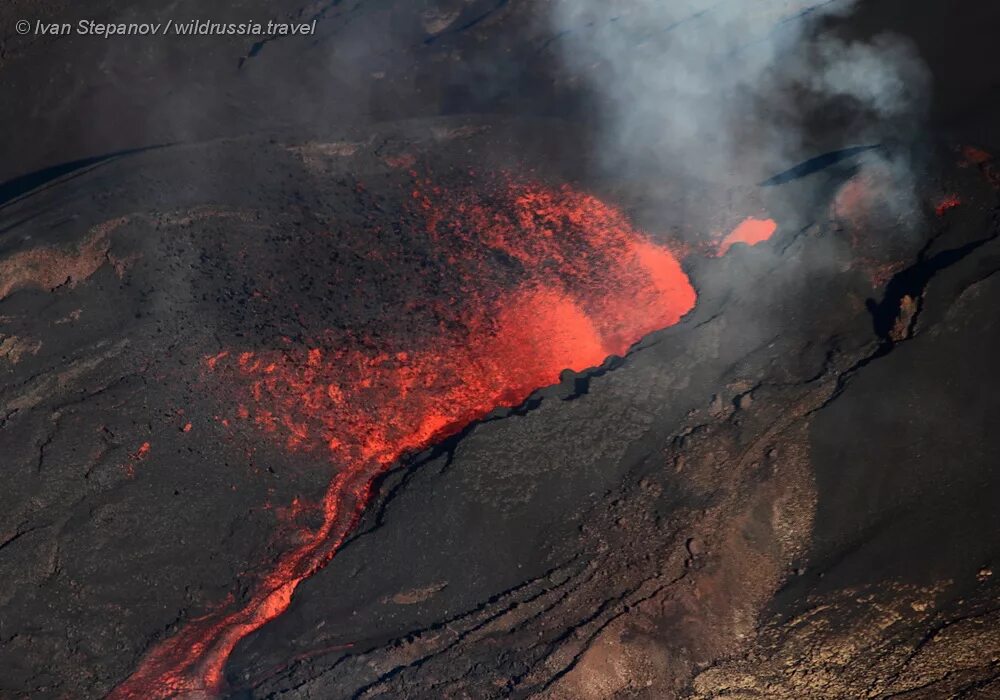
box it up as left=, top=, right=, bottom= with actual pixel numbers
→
left=111, top=179, right=727, bottom=698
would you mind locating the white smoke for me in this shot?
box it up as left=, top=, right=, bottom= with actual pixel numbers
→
left=546, top=0, right=930, bottom=207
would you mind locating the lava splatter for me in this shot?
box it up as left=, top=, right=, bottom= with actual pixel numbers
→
left=110, top=179, right=698, bottom=698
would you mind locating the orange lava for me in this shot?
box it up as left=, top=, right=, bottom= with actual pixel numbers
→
left=716, top=217, right=778, bottom=256
left=123, top=441, right=151, bottom=479
left=110, top=180, right=697, bottom=698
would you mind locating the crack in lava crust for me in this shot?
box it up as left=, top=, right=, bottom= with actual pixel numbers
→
left=109, top=180, right=698, bottom=699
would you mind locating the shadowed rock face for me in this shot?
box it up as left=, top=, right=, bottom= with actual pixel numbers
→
left=2, top=2, right=1000, bottom=699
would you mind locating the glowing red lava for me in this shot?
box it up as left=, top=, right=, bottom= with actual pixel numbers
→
left=123, top=441, right=151, bottom=479
left=716, top=217, right=778, bottom=256
left=935, top=194, right=962, bottom=216
left=961, top=146, right=1000, bottom=190
left=962, top=146, right=993, bottom=166
left=110, top=180, right=698, bottom=699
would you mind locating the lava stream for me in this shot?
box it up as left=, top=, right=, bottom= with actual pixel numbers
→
left=110, top=180, right=700, bottom=698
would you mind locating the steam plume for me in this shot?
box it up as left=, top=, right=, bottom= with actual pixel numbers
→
left=546, top=0, right=930, bottom=216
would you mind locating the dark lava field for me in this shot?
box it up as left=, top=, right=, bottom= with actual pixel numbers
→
left=1, top=1, right=998, bottom=698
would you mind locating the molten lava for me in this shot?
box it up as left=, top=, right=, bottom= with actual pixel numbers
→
left=935, top=194, right=962, bottom=216
left=110, top=180, right=697, bottom=698
left=716, top=217, right=778, bottom=256
left=123, top=441, right=151, bottom=479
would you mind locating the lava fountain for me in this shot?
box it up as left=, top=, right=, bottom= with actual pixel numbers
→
left=110, top=178, right=701, bottom=698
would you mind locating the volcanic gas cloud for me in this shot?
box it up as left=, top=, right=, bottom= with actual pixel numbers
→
left=111, top=178, right=700, bottom=698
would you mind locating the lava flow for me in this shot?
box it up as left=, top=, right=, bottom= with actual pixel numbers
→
left=716, top=216, right=778, bottom=256
left=111, top=179, right=700, bottom=698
